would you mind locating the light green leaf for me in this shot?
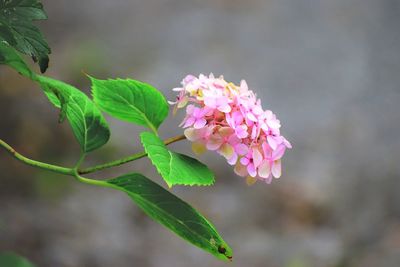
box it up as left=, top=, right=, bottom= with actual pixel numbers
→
left=0, top=252, right=36, bottom=267
left=0, top=42, right=33, bottom=78
left=107, top=173, right=232, bottom=261
left=36, top=75, right=110, bottom=152
left=90, top=77, right=169, bottom=133
left=140, top=132, right=214, bottom=187
left=0, top=0, right=51, bottom=72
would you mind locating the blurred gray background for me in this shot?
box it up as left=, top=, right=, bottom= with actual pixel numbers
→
left=1, top=0, right=400, bottom=266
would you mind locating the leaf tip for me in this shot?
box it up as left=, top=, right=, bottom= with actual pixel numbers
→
left=218, top=245, right=233, bottom=262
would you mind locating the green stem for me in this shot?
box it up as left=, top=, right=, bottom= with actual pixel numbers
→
left=0, top=139, right=116, bottom=189
left=74, top=174, right=115, bottom=189
left=0, top=139, right=74, bottom=175
left=78, top=134, right=186, bottom=175
left=0, top=134, right=186, bottom=176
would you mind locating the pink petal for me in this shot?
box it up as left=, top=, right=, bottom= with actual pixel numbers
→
left=247, top=163, right=257, bottom=177
left=240, top=157, right=250, bottom=166
left=267, top=136, right=278, bottom=150
left=258, top=161, right=271, bottom=178
left=184, top=128, right=200, bottom=141
left=228, top=134, right=240, bottom=145
left=183, top=117, right=195, bottom=128
left=264, top=175, right=273, bottom=184
left=232, top=111, right=244, bottom=124
left=271, top=160, right=282, bottom=178
left=206, top=135, right=223, bottom=150
left=272, top=144, right=286, bottom=160
left=219, top=127, right=234, bottom=137
left=267, top=119, right=281, bottom=129
left=240, top=80, right=248, bottom=92
left=283, top=138, right=292, bottom=149
left=253, top=105, right=264, bottom=115
left=236, top=125, right=248, bottom=138
left=227, top=153, right=238, bottom=165
left=204, top=96, right=217, bottom=108
left=247, top=112, right=258, bottom=122
left=194, top=118, right=207, bottom=129
left=219, top=143, right=235, bottom=159
left=251, top=126, right=258, bottom=139
left=234, top=163, right=248, bottom=177
left=218, top=103, right=232, bottom=113
left=262, top=142, right=272, bottom=158
left=234, top=143, right=249, bottom=156
left=183, top=75, right=196, bottom=84
left=186, top=104, right=195, bottom=114
left=252, top=148, right=263, bottom=167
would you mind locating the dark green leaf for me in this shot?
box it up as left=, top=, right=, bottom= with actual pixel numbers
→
left=107, top=173, right=232, bottom=261
left=0, top=0, right=51, bottom=72
left=90, top=77, right=169, bottom=133
left=0, top=252, right=36, bottom=267
left=0, top=24, right=16, bottom=44
left=36, top=75, right=110, bottom=152
left=0, top=41, right=33, bottom=78
left=140, top=132, right=215, bottom=187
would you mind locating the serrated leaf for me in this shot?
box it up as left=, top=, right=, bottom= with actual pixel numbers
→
left=90, top=77, right=169, bottom=133
left=0, top=24, right=16, bottom=44
left=107, top=173, right=232, bottom=261
left=36, top=75, right=110, bottom=153
left=0, top=252, right=36, bottom=267
left=140, top=132, right=214, bottom=187
left=0, top=41, right=33, bottom=78
left=0, top=0, right=51, bottom=72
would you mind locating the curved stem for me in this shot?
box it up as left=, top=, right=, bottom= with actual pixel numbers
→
left=0, top=139, right=74, bottom=175
left=78, top=134, right=186, bottom=175
left=0, top=134, right=186, bottom=176
left=78, top=151, right=147, bottom=175
left=0, top=139, right=122, bottom=189
left=74, top=174, right=116, bottom=189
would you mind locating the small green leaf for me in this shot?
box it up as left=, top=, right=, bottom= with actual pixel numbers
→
left=140, top=132, right=215, bottom=187
left=0, top=252, right=36, bottom=267
left=0, top=0, right=51, bottom=72
left=36, top=75, right=110, bottom=153
left=0, top=42, right=33, bottom=78
left=107, top=173, right=232, bottom=261
left=90, top=77, right=169, bottom=133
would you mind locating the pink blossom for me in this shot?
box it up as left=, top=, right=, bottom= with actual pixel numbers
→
left=203, top=88, right=232, bottom=113
left=180, top=105, right=210, bottom=129
left=226, top=111, right=248, bottom=138
left=170, top=74, right=292, bottom=185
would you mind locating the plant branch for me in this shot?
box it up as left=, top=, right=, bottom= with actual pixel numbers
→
left=0, top=139, right=119, bottom=189
left=78, top=134, right=186, bottom=175
left=0, top=139, right=74, bottom=175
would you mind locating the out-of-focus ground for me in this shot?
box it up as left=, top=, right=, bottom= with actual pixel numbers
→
left=1, top=0, right=400, bottom=266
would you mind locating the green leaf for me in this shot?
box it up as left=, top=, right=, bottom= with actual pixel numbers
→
left=0, top=0, right=51, bottom=72
left=0, top=43, right=109, bottom=152
left=90, top=77, right=169, bottom=134
left=0, top=42, right=33, bottom=78
left=140, top=132, right=215, bottom=187
left=0, top=252, right=36, bottom=267
left=36, top=75, right=110, bottom=152
left=107, top=173, right=232, bottom=261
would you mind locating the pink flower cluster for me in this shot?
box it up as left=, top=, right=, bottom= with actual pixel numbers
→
left=170, top=74, right=291, bottom=184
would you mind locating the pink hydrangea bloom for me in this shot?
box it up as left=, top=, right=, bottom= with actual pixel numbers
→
left=170, top=73, right=291, bottom=184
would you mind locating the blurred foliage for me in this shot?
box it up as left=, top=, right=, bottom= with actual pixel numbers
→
left=0, top=252, right=36, bottom=267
